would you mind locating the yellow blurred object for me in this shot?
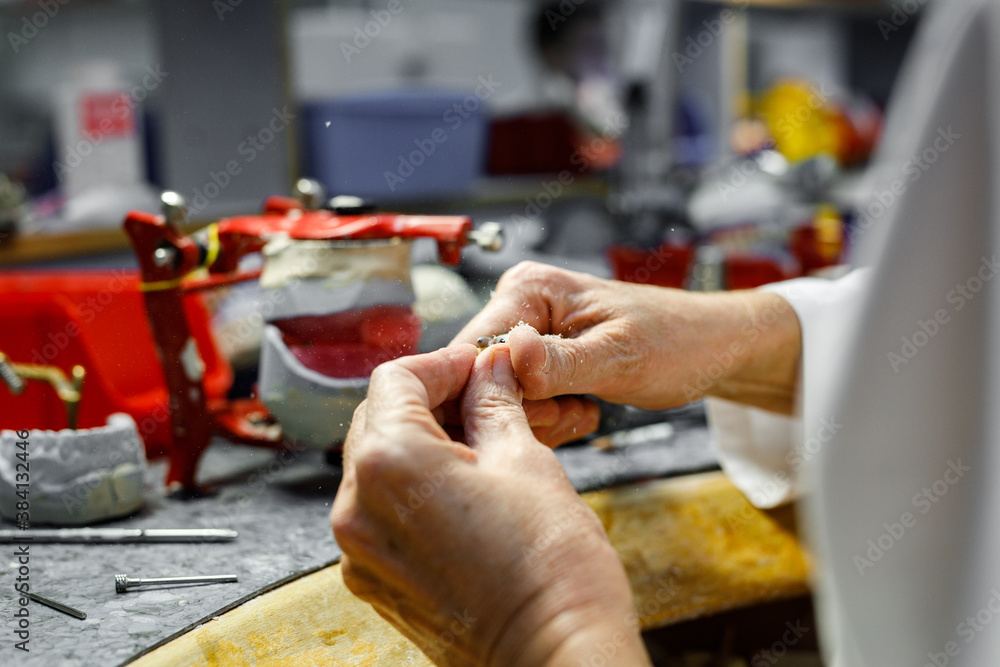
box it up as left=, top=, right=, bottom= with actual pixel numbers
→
left=757, top=79, right=840, bottom=163
left=814, top=204, right=844, bottom=263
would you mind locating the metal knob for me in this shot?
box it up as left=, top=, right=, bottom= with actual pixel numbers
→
left=115, top=573, right=238, bottom=594
left=160, top=191, right=188, bottom=225
left=327, top=195, right=377, bottom=216
left=466, top=221, right=503, bottom=252
left=294, top=178, right=326, bottom=209
left=152, top=245, right=178, bottom=268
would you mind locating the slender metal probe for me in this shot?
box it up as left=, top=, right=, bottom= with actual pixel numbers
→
left=115, top=573, right=238, bottom=594
left=26, top=592, right=87, bottom=620
left=0, top=528, right=238, bottom=544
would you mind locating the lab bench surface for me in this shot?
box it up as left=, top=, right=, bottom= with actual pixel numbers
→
left=132, top=471, right=809, bottom=666
left=0, top=442, right=342, bottom=667
left=0, top=415, right=784, bottom=666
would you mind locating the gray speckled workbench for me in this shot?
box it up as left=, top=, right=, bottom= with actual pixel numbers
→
left=1, top=408, right=717, bottom=666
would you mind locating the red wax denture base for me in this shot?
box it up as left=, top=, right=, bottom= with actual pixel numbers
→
left=275, top=305, right=421, bottom=378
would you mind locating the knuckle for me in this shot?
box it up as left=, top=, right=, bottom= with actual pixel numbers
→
left=466, top=399, right=527, bottom=435
left=608, top=326, right=644, bottom=376
left=367, top=361, right=399, bottom=387
left=339, top=558, right=369, bottom=599
left=498, top=261, right=551, bottom=290
left=553, top=343, right=583, bottom=381
left=343, top=402, right=368, bottom=448
left=353, top=442, right=409, bottom=487
left=330, top=502, right=363, bottom=548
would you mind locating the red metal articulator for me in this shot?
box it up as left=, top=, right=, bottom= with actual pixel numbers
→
left=123, top=184, right=501, bottom=493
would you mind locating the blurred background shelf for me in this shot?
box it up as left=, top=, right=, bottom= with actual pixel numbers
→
left=0, top=176, right=610, bottom=266
left=0, top=226, right=135, bottom=266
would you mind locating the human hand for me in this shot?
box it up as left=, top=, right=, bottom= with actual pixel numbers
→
left=330, top=345, right=650, bottom=666
left=454, top=262, right=801, bottom=414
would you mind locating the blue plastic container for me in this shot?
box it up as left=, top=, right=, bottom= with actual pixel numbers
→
left=302, top=89, right=486, bottom=201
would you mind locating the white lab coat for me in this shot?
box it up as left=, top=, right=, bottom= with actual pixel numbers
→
left=706, top=0, right=1000, bottom=664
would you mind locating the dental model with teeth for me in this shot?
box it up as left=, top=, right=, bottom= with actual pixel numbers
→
left=0, top=413, right=147, bottom=525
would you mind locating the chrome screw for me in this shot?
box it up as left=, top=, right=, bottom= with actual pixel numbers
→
left=160, top=191, right=188, bottom=225
left=294, top=178, right=326, bottom=209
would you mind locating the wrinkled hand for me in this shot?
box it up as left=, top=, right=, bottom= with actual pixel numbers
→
left=455, top=262, right=801, bottom=415
left=331, top=345, right=650, bottom=666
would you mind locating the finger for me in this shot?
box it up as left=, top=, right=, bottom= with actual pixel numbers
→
left=364, top=344, right=478, bottom=447
left=367, top=344, right=479, bottom=416
left=442, top=396, right=586, bottom=429
left=452, top=262, right=596, bottom=346
left=508, top=323, right=620, bottom=400
left=461, top=346, right=536, bottom=457
left=439, top=397, right=600, bottom=447
left=539, top=410, right=598, bottom=446
left=341, top=401, right=368, bottom=475
left=526, top=396, right=601, bottom=447
left=451, top=290, right=548, bottom=346
left=522, top=396, right=596, bottom=427
left=435, top=401, right=464, bottom=427
left=452, top=262, right=578, bottom=346
left=346, top=345, right=479, bottom=485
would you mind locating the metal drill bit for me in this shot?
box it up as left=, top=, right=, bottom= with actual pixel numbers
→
left=475, top=334, right=509, bottom=350
left=26, top=592, right=87, bottom=620
left=115, top=573, right=238, bottom=594
left=0, top=528, right=238, bottom=544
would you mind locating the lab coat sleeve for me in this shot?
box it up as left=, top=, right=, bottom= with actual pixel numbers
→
left=705, top=268, right=870, bottom=508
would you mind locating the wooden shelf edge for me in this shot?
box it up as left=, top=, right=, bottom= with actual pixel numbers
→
left=0, top=228, right=133, bottom=266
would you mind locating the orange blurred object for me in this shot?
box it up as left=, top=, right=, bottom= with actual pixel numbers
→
left=0, top=270, right=231, bottom=456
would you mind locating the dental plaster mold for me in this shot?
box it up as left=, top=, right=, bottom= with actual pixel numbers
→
left=0, top=413, right=147, bottom=525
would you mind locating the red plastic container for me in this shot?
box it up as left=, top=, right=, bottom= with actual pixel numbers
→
left=606, top=243, right=694, bottom=288
left=724, top=255, right=789, bottom=290
left=0, top=270, right=231, bottom=456
left=608, top=243, right=791, bottom=290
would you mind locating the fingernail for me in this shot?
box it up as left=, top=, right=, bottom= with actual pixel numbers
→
left=491, top=348, right=519, bottom=392
left=539, top=337, right=552, bottom=375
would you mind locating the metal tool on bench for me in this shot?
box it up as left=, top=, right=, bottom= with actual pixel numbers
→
left=0, top=528, right=238, bottom=543
left=123, top=180, right=503, bottom=492
left=115, top=572, right=238, bottom=594
left=26, top=592, right=87, bottom=620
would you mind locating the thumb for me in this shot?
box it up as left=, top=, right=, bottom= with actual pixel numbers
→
left=461, top=347, right=536, bottom=456
left=507, top=324, right=602, bottom=400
